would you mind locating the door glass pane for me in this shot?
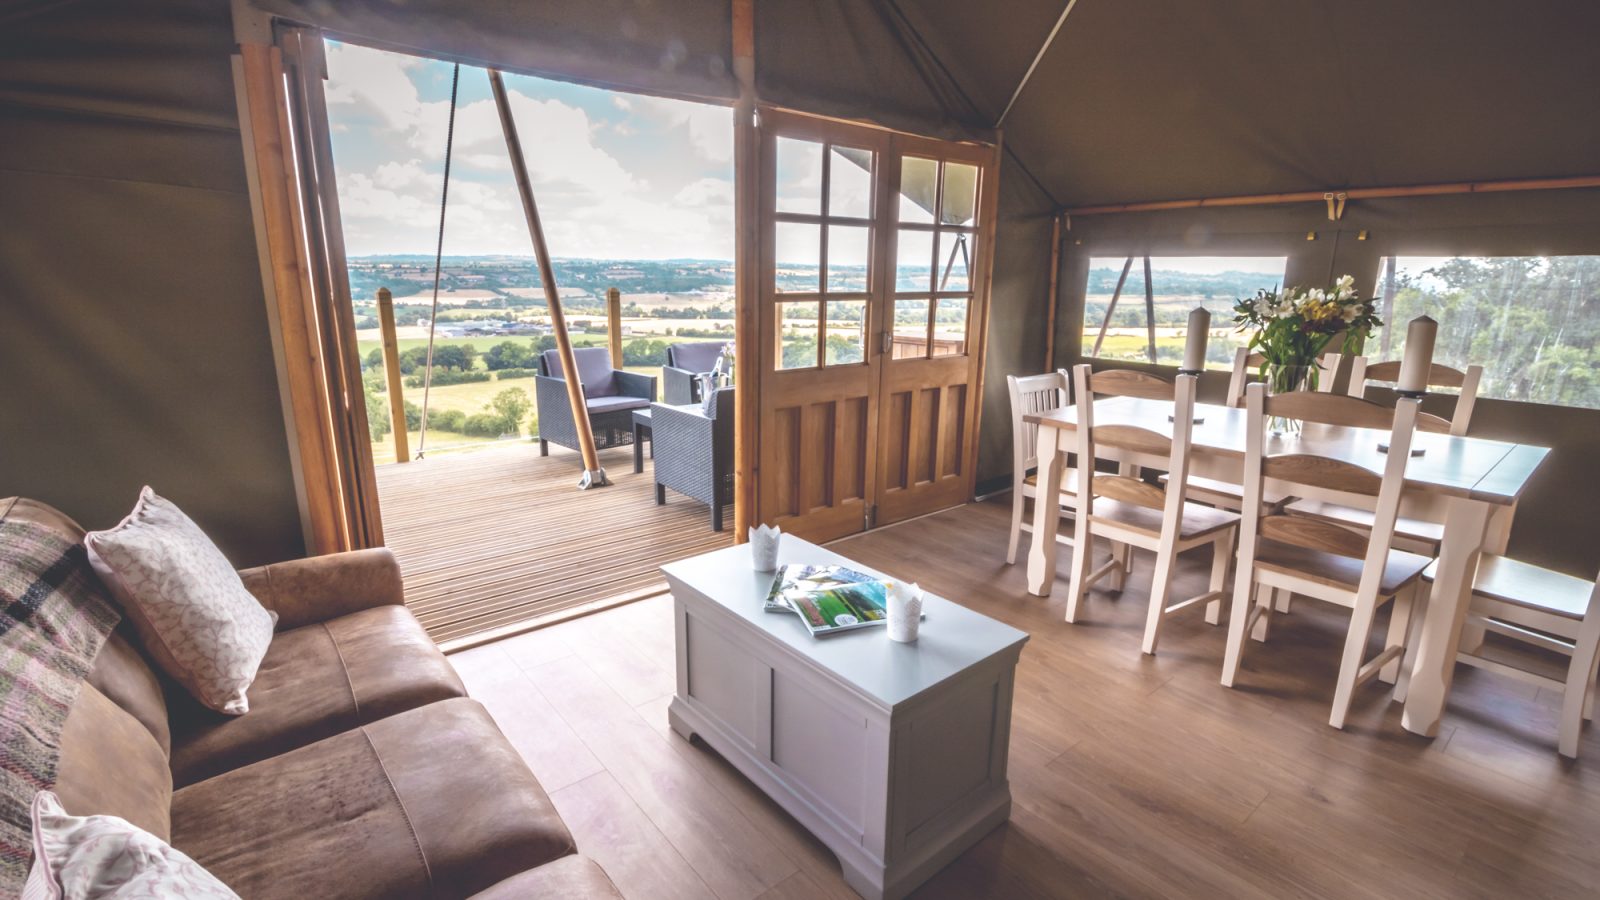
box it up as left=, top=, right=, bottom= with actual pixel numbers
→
left=828, top=146, right=873, bottom=218
left=824, top=300, right=867, bottom=366
left=936, top=231, right=975, bottom=292
left=898, top=156, right=938, bottom=224
left=941, top=162, right=978, bottom=226
left=775, top=137, right=822, bottom=215
left=895, top=228, right=934, bottom=292
left=774, top=222, right=820, bottom=293
left=932, top=298, right=968, bottom=357
left=892, top=298, right=931, bottom=359
left=826, top=224, right=871, bottom=292
left=776, top=301, right=821, bottom=369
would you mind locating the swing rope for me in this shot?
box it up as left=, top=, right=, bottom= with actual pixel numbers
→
left=415, top=62, right=461, bottom=459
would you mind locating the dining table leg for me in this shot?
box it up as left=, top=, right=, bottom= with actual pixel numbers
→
left=1401, top=495, right=1492, bottom=737
left=1026, top=426, right=1066, bottom=597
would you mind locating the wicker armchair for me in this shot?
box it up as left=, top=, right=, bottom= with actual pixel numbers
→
left=651, top=388, right=734, bottom=530
left=661, top=341, right=727, bottom=406
left=535, top=347, right=656, bottom=460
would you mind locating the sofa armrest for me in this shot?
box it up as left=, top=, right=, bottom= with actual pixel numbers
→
left=238, top=547, right=405, bottom=631
left=469, top=857, right=622, bottom=899
left=661, top=365, right=699, bottom=405
left=614, top=370, right=658, bottom=401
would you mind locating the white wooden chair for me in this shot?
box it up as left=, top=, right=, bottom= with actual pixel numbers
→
left=1347, top=358, right=1483, bottom=435
left=1221, top=384, right=1433, bottom=729
left=1179, top=349, right=1339, bottom=512
left=1064, top=365, right=1239, bottom=655
left=1288, top=363, right=1465, bottom=557
left=1420, top=556, right=1600, bottom=758
left=1004, top=372, right=1080, bottom=564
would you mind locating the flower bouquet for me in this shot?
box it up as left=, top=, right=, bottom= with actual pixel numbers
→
left=1233, top=275, right=1381, bottom=431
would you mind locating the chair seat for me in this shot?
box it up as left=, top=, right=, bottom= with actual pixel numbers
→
left=1256, top=539, right=1431, bottom=595
left=1285, top=499, right=1444, bottom=549
left=586, top=395, right=651, bottom=414
left=1087, top=497, right=1239, bottom=540
left=1023, top=468, right=1081, bottom=497
left=1423, top=554, right=1594, bottom=620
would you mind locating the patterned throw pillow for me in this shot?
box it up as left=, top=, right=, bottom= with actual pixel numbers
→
left=84, top=488, right=275, bottom=715
left=23, top=791, right=238, bottom=899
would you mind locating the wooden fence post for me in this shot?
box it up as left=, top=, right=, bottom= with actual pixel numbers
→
left=607, top=287, right=623, bottom=369
left=377, top=288, right=410, bottom=463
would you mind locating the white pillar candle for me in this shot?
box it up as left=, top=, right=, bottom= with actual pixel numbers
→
left=1396, top=315, right=1438, bottom=393
left=1182, top=307, right=1210, bottom=372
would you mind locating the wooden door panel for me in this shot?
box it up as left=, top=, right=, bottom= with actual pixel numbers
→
left=875, top=352, right=979, bottom=523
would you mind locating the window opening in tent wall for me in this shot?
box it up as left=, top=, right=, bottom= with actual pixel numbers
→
left=1368, top=256, right=1600, bottom=409
left=773, top=137, right=875, bottom=370
left=319, top=39, right=735, bottom=465
left=892, top=156, right=979, bottom=360
left=1083, top=256, right=1287, bottom=368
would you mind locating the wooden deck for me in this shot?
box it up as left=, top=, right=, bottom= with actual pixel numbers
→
left=375, top=441, right=732, bottom=646
left=451, top=499, right=1599, bottom=899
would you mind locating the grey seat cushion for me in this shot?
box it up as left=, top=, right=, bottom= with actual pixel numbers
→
left=541, top=347, right=618, bottom=397
left=667, top=341, right=725, bottom=373
left=585, top=395, right=651, bottom=414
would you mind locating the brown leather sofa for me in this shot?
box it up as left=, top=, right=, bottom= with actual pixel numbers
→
left=6, top=498, right=621, bottom=899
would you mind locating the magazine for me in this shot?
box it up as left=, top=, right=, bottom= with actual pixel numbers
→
left=763, top=564, right=889, bottom=637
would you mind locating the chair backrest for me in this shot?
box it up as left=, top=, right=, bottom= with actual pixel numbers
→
left=540, top=347, right=619, bottom=397
left=667, top=341, right=726, bottom=374
left=1347, top=357, right=1482, bottom=435
left=1070, top=364, right=1198, bottom=531
left=1006, top=371, right=1071, bottom=488
left=1237, top=382, right=1421, bottom=596
left=1225, top=348, right=1342, bottom=408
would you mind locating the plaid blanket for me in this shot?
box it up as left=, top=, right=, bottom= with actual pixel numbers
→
left=0, top=505, right=121, bottom=892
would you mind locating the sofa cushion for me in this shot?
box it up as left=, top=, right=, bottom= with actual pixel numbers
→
left=468, top=856, right=622, bottom=899
left=667, top=340, right=725, bottom=374
left=169, top=605, right=466, bottom=787
left=171, top=699, right=576, bottom=900
left=542, top=347, right=618, bottom=397
left=585, top=395, right=651, bottom=415
left=85, top=487, right=277, bottom=715
left=55, top=684, right=172, bottom=841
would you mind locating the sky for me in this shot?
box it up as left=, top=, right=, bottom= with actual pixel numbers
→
left=323, top=40, right=735, bottom=260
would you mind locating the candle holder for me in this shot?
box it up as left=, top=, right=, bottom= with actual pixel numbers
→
left=1377, top=442, right=1426, bottom=457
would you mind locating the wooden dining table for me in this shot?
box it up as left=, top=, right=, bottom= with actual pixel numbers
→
left=1024, top=395, right=1550, bottom=738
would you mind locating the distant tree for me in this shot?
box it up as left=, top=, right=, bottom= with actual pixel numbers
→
left=484, top=340, right=535, bottom=370
left=622, top=338, right=670, bottom=366
left=429, top=344, right=478, bottom=371
left=486, top=387, right=532, bottom=435
left=364, top=384, right=390, bottom=441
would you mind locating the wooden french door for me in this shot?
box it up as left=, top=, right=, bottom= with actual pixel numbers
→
left=755, top=110, right=996, bottom=541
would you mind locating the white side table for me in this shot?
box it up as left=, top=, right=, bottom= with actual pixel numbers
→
left=661, top=536, right=1028, bottom=900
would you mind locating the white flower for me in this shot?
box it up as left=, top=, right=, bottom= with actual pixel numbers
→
left=1341, top=305, right=1360, bottom=323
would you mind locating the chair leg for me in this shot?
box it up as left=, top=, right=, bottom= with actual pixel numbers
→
left=1064, top=518, right=1094, bottom=625
left=1330, top=592, right=1382, bottom=730
left=1109, top=541, right=1132, bottom=592
left=1379, top=587, right=1416, bottom=685
left=1221, top=560, right=1257, bottom=688
left=1204, top=532, right=1230, bottom=626
left=1006, top=487, right=1027, bottom=565
left=1140, top=542, right=1178, bottom=656
left=1392, top=582, right=1429, bottom=705
left=1250, top=585, right=1275, bottom=643
left=1585, top=646, right=1599, bottom=722
left=655, top=483, right=666, bottom=505
left=539, top=439, right=549, bottom=457
left=1561, top=619, right=1600, bottom=758
left=711, top=498, right=723, bottom=531
left=1274, top=591, right=1293, bottom=614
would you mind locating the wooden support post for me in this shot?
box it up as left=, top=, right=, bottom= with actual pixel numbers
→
left=731, top=0, right=759, bottom=540
left=607, top=287, right=624, bottom=369
left=376, top=288, right=409, bottom=463
left=1044, top=213, right=1062, bottom=371
left=488, top=69, right=606, bottom=487
left=1090, top=255, right=1133, bottom=358
left=1143, top=255, right=1157, bottom=364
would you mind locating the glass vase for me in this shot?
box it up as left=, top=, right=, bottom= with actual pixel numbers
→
left=1263, top=363, right=1316, bottom=436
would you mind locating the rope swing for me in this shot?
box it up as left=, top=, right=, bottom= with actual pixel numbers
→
left=414, top=62, right=460, bottom=459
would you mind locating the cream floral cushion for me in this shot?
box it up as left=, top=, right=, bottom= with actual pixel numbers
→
left=23, top=791, right=238, bottom=899
left=85, top=487, right=275, bottom=715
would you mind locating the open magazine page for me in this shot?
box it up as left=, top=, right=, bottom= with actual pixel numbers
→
left=763, top=564, right=889, bottom=636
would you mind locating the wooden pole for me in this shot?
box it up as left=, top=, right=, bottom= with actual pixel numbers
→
left=731, top=0, right=759, bottom=540
left=376, top=288, right=410, bottom=463
left=1143, top=255, right=1157, bottom=364
left=488, top=69, right=606, bottom=487
left=606, top=287, right=624, bottom=369
left=1043, top=212, right=1062, bottom=370
left=1063, top=173, right=1600, bottom=217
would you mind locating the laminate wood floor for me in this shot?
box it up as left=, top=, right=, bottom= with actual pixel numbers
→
left=376, top=441, right=732, bottom=646
left=448, top=499, right=1600, bottom=899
